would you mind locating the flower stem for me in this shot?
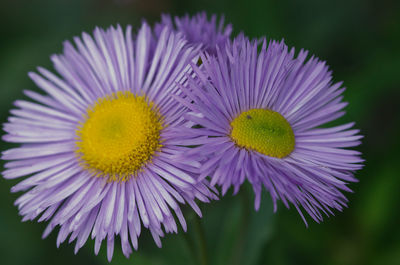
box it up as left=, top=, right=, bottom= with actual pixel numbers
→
left=194, top=216, right=209, bottom=265
left=182, top=227, right=198, bottom=264
left=230, top=186, right=251, bottom=265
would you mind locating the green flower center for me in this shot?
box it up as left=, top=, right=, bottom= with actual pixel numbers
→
left=230, top=109, right=295, bottom=158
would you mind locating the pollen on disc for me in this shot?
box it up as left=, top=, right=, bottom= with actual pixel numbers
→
left=230, top=108, right=295, bottom=158
left=75, top=91, right=164, bottom=182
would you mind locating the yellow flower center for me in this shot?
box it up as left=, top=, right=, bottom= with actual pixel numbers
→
left=230, top=109, right=295, bottom=158
left=75, top=91, right=164, bottom=182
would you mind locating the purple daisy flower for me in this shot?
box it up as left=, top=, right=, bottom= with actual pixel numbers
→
left=2, top=23, right=217, bottom=261
left=175, top=37, right=363, bottom=225
left=155, top=11, right=232, bottom=55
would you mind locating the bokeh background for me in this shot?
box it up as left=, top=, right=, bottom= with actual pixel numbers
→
left=0, top=0, right=399, bottom=264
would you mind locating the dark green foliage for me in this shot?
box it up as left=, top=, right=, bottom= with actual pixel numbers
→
left=0, top=0, right=399, bottom=264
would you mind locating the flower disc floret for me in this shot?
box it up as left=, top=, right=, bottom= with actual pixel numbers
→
left=76, top=91, right=163, bottom=181
left=230, top=109, right=295, bottom=158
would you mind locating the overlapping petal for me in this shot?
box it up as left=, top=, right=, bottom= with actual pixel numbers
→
left=156, top=11, right=232, bottom=55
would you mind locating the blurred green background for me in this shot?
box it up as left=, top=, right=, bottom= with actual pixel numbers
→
left=0, top=0, right=399, bottom=264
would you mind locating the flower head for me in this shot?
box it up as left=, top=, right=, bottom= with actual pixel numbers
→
left=155, top=11, right=232, bottom=55
left=176, top=37, right=363, bottom=224
left=2, top=23, right=217, bottom=261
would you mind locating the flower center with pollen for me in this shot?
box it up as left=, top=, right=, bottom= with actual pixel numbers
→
left=75, top=91, right=164, bottom=182
left=230, top=109, right=295, bottom=158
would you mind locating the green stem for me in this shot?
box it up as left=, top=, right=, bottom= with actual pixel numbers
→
left=194, top=216, right=209, bottom=265
left=230, top=187, right=251, bottom=265
left=182, top=228, right=198, bottom=265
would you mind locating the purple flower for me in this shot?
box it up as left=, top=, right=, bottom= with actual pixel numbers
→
left=176, top=37, right=363, bottom=225
left=155, top=11, right=232, bottom=55
left=2, top=23, right=217, bottom=261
